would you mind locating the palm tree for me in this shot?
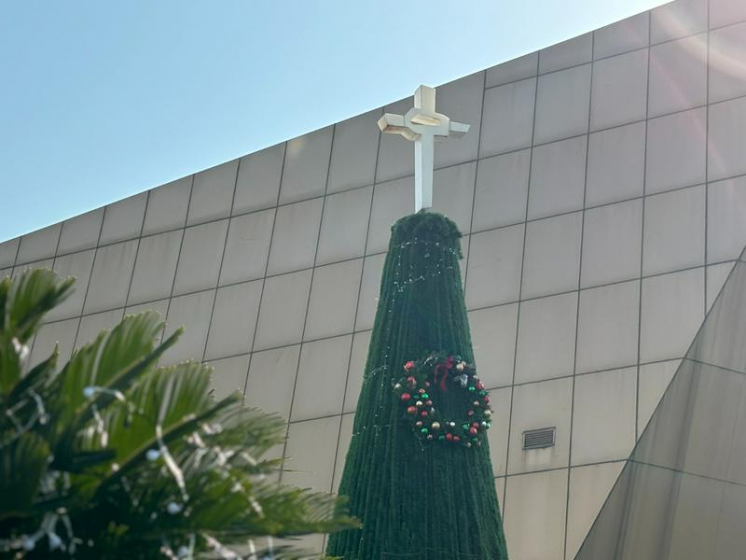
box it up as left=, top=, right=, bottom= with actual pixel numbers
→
left=0, top=269, right=357, bottom=559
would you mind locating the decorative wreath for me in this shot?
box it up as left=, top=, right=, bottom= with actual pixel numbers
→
left=393, top=352, right=492, bottom=448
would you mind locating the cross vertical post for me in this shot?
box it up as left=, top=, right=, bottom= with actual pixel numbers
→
left=415, top=132, right=434, bottom=212
left=377, top=85, right=470, bottom=213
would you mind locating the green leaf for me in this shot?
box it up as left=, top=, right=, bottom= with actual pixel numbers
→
left=5, top=269, right=74, bottom=342
left=0, top=433, right=49, bottom=521
left=44, top=312, right=171, bottom=466
left=96, top=363, right=237, bottom=484
left=6, top=345, right=57, bottom=406
left=0, top=275, right=10, bottom=328
left=0, top=269, right=73, bottom=397
left=66, top=448, right=117, bottom=471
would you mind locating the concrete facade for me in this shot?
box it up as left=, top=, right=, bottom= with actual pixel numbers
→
left=3, top=0, right=746, bottom=557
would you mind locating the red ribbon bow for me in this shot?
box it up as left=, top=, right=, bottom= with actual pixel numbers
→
left=432, top=356, right=455, bottom=392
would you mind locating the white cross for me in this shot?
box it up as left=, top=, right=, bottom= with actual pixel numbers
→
left=377, top=85, right=470, bottom=212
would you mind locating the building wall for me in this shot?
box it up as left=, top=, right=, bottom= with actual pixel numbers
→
left=3, top=0, right=746, bottom=556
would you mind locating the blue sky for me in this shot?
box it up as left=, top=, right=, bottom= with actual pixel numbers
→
left=0, top=0, right=666, bottom=242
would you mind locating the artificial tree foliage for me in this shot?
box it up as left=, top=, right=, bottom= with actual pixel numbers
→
left=327, top=213, right=508, bottom=559
left=0, top=269, right=357, bottom=559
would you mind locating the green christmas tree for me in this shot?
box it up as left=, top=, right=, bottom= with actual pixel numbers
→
left=327, top=212, right=507, bottom=559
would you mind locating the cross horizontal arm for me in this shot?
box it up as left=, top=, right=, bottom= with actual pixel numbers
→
left=377, top=113, right=419, bottom=141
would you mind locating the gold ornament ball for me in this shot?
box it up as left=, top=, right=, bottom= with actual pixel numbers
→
left=431, top=422, right=441, bottom=430
left=456, top=362, right=465, bottom=372
left=415, top=401, right=424, bottom=408
left=394, top=383, right=402, bottom=390
left=484, top=410, right=492, bottom=417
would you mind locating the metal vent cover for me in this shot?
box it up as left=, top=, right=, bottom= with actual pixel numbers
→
left=522, top=427, right=556, bottom=450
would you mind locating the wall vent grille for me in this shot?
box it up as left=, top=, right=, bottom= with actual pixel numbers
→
left=523, top=427, right=556, bottom=450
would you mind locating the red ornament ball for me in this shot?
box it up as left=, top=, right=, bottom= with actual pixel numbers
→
left=420, top=411, right=429, bottom=418
left=469, top=427, right=478, bottom=435
left=415, top=421, right=423, bottom=427
left=476, top=382, right=485, bottom=390
left=404, top=361, right=415, bottom=371
left=484, top=396, right=490, bottom=403
left=401, top=393, right=411, bottom=401
left=453, top=436, right=461, bottom=443
left=407, top=406, right=417, bottom=415
left=445, top=433, right=454, bottom=441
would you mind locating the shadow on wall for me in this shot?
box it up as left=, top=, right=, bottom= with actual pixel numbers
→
left=575, top=244, right=746, bottom=559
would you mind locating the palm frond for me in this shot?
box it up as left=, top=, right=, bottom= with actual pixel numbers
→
left=0, top=433, right=49, bottom=521
left=0, top=269, right=358, bottom=559
left=0, top=269, right=71, bottom=397
left=4, top=268, right=73, bottom=342
left=42, top=313, right=177, bottom=470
